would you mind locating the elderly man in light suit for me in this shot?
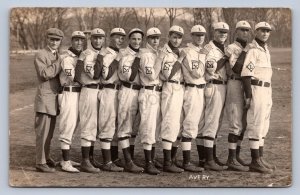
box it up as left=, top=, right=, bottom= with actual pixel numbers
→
left=34, top=28, right=64, bottom=172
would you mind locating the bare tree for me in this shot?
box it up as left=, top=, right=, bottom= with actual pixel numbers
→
left=165, top=8, right=185, bottom=27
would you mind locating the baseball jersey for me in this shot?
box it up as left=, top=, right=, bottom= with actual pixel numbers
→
left=159, top=43, right=183, bottom=82
left=118, top=46, right=140, bottom=85
left=59, top=49, right=81, bottom=87
left=204, top=41, right=227, bottom=81
left=100, top=47, right=120, bottom=84
left=241, top=39, right=272, bottom=83
left=138, top=43, right=162, bottom=86
left=181, top=43, right=206, bottom=85
left=78, top=47, right=102, bottom=85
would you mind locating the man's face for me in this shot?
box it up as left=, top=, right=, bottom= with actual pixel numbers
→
left=191, top=33, right=205, bottom=46
left=91, top=35, right=105, bottom=49
left=71, top=37, right=84, bottom=51
left=236, top=28, right=250, bottom=42
left=256, top=28, right=271, bottom=42
left=110, top=34, right=125, bottom=49
left=47, top=37, right=62, bottom=50
left=129, top=33, right=143, bottom=49
left=169, top=32, right=183, bottom=48
left=214, top=30, right=228, bottom=44
left=147, top=36, right=160, bottom=49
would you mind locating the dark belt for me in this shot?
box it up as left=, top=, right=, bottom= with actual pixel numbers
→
left=251, top=80, right=271, bottom=87
left=185, top=83, right=206, bottom=89
left=209, top=79, right=227, bottom=85
left=143, top=85, right=162, bottom=92
left=84, top=84, right=103, bottom=89
left=229, top=75, right=242, bottom=81
left=63, top=86, right=81, bottom=93
left=167, top=80, right=185, bottom=85
left=103, top=83, right=121, bottom=90
left=122, top=82, right=141, bottom=90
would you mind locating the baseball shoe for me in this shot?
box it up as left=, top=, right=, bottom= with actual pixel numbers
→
left=113, top=158, right=125, bottom=168
left=89, top=157, right=102, bottom=168
left=101, top=161, right=124, bottom=172
left=61, top=160, right=80, bottom=173
left=260, top=157, right=276, bottom=170
left=36, top=164, right=56, bottom=173
left=70, top=160, right=81, bottom=167
left=81, top=159, right=100, bottom=173
left=182, top=162, right=204, bottom=172
left=46, top=158, right=58, bottom=168
left=204, top=160, right=225, bottom=171
left=124, top=160, right=144, bottom=173
left=249, top=158, right=273, bottom=174
left=236, top=156, right=250, bottom=166
left=226, top=158, right=248, bottom=172
left=163, top=161, right=184, bottom=173
left=145, top=161, right=160, bottom=175
left=214, top=157, right=226, bottom=167
left=153, top=159, right=163, bottom=169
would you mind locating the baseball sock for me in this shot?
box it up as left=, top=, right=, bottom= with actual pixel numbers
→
left=111, top=146, right=119, bottom=162
left=62, top=149, right=70, bottom=161
left=81, top=147, right=90, bottom=160
left=144, top=149, right=152, bottom=163
left=101, top=149, right=111, bottom=164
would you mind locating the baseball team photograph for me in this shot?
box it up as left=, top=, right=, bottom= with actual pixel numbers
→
left=9, top=7, right=292, bottom=187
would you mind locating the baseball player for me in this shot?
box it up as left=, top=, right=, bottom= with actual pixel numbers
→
left=199, top=22, right=229, bottom=171
left=223, top=21, right=253, bottom=172
left=34, top=28, right=63, bottom=172
left=241, top=22, right=274, bottom=173
left=74, top=28, right=106, bottom=173
left=136, top=27, right=163, bottom=175
left=58, top=31, right=86, bottom=173
left=178, top=25, right=207, bottom=172
left=158, top=25, right=185, bottom=173
left=96, top=27, right=126, bottom=172
left=117, top=28, right=144, bottom=173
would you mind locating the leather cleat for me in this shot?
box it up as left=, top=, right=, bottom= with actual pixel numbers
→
left=113, top=158, right=125, bottom=168
left=226, top=159, right=248, bottom=172
left=81, top=159, right=100, bottom=173
left=236, top=156, right=250, bottom=166
left=163, top=161, right=184, bottom=173
left=214, top=157, right=226, bottom=166
left=124, top=160, right=144, bottom=173
left=249, top=158, right=273, bottom=174
left=145, top=161, right=160, bottom=175
left=46, top=158, right=58, bottom=168
left=204, top=160, right=225, bottom=171
left=89, top=157, right=102, bottom=168
left=260, top=157, right=276, bottom=170
left=61, top=160, right=80, bottom=173
left=101, top=161, right=124, bottom=172
left=153, top=159, right=163, bottom=169
left=183, top=162, right=204, bottom=172
left=198, top=160, right=205, bottom=168
left=36, top=164, right=56, bottom=173
left=70, top=160, right=81, bottom=167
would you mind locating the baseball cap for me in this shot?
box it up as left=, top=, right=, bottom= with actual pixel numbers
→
left=236, top=21, right=251, bottom=29
left=146, top=27, right=161, bottom=37
left=255, top=22, right=272, bottom=31
left=46, top=28, right=64, bottom=39
left=128, top=28, right=144, bottom=38
left=91, top=28, right=106, bottom=37
left=213, top=22, right=229, bottom=32
left=191, top=25, right=206, bottom=35
left=71, top=31, right=86, bottom=39
left=169, top=25, right=184, bottom=36
left=111, top=28, right=126, bottom=36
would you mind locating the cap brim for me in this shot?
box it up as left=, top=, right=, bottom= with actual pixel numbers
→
left=147, top=34, right=161, bottom=37
left=256, top=27, right=272, bottom=31
left=91, top=34, right=105, bottom=37
left=191, top=32, right=206, bottom=35
left=215, top=29, right=229, bottom=33
left=48, top=35, right=63, bottom=39
left=72, top=35, right=86, bottom=39
left=111, top=32, right=126, bottom=36
left=129, top=31, right=144, bottom=37
left=170, top=31, right=183, bottom=36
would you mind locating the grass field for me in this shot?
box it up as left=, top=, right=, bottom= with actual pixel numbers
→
left=9, top=48, right=292, bottom=187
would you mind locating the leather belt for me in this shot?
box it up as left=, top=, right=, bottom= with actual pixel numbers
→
left=167, top=80, right=184, bottom=85
left=63, top=86, right=81, bottom=93
left=251, top=80, right=271, bottom=87
left=209, top=79, right=227, bottom=85
left=143, top=85, right=162, bottom=92
left=229, top=75, right=242, bottom=81
left=103, top=83, right=121, bottom=90
left=84, top=84, right=103, bottom=89
left=185, top=83, right=206, bottom=88
left=122, top=82, right=141, bottom=90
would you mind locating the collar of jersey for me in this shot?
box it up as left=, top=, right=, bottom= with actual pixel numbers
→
left=253, top=39, right=268, bottom=52
left=126, top=46, right=137, bottom=55
left=187, top=42, right=202, bottom=52
left=209, top=40, right=224, bottom=54
left=146, top=43, right=158, bottom=53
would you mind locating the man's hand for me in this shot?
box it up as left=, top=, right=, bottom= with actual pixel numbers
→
left=244, top=98, right=251, bottom=110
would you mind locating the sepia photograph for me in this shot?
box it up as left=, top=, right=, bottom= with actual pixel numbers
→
left=9, top=7, right=292, bottom=187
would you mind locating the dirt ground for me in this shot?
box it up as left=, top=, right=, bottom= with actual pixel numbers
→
left=9, top=48, right=292, bottom=187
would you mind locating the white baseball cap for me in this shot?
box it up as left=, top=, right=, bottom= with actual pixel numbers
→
left=146, top=27, right=161, bottom=37
left=71, top=31, right=86, bottom=39
left=255, top=22, right=272, bottom=31
left=191, top=25, right=206, bottom=34
left=110, top=28, right=126, bottom=36
left=213, top=22, right=229, bottom=32
left=91, top=28, right=105, bottom=37
left=236, top=21, right=251, bottom=29
left=169, top=25, right=184, bottom=36
left=128, top=28, right=144, bottom=38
